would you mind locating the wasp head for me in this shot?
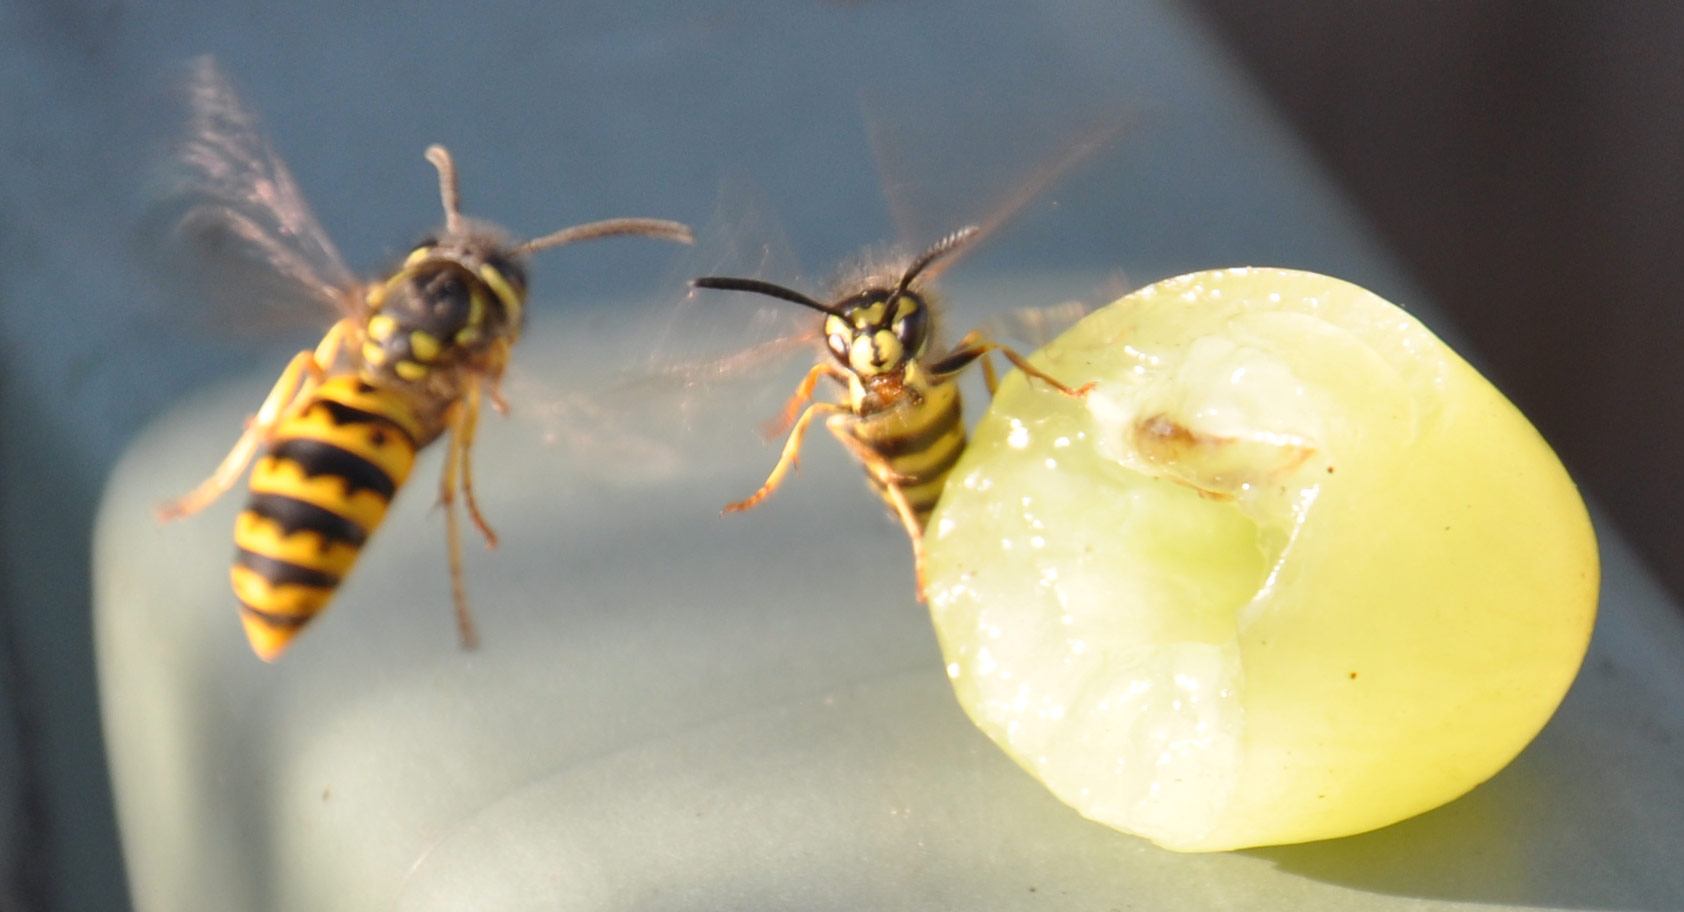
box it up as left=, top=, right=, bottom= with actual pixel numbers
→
left=823, top=287, right=930, bottom=378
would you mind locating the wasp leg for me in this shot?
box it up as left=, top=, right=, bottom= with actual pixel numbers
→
left=761, top=362, right=847, bottom=439
left=827, top=421, right=918, bottom=486
left=833, top=419, right=933, bottom=601
left=937, top=330, right=1095, bottom=399
left=437, top=396, right=483, bottom=651
left=157, top=319, right=355, bottom=521
left=484, top=352, right=512, bottom=415
left=725, top=399, right=847, bottom=514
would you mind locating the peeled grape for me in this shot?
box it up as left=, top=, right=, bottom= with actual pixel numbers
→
left=925, top=268, right=1597, bottom=851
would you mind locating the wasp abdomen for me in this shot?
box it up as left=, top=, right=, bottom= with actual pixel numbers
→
left=230, top=377, right=422, bottom=660
left=857, top=381, right=968, bottom=527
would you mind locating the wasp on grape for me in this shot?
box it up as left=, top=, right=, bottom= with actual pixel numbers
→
left=691, top=225, right=1091, bottom=599
left=154, top=59, right=693, bottom=660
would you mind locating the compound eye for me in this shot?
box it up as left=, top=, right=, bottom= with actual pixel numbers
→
left=891, top=303, right=929, bottom=355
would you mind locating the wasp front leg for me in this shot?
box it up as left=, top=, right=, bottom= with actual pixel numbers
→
left=760, top=362, right=847, bottom=439
left=157, top=318, right=355, bottom=521
left=938, top=330, right=1095, bottom=399
left=436, top=387, right=493, bottom=651
left=725, top=398, right=848, bottom=514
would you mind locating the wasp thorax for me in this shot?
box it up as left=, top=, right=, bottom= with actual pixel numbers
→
left=825, top=289, right=931, bottom=377
left=360, top=242, right=527, bottom=384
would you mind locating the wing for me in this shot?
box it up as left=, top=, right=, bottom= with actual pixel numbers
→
left=138, top=56, right=358, bottom=329
left=615, top=178, right=822, bottom=424
left=863, top=82, right=1140, bottom=287
left=980, top=298, right=1097, bottom=350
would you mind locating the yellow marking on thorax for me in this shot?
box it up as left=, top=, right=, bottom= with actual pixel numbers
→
left=408, top=330, right=442, bottom=362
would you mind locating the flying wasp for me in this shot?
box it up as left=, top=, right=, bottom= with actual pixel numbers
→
left=154, top=59, right=692, bottom=660
left=691, top=225, right=1091, bottom=599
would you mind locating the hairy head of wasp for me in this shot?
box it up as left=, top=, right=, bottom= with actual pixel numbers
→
left=690, top=225, right=1090, bottom=601
left=156, top=62, right=692, bottom=661
left=358, top=145, right=694, bottom=420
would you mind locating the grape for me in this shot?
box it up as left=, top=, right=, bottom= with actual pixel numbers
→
left=925, top=268, right=1598, bottom=851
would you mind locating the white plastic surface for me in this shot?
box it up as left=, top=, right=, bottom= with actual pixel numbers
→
left=98, top=281, right=1684, bottom=910
left=85, top=1, right=1684, bottom=909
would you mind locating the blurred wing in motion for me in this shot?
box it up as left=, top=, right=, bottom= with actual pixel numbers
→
left=980, top=298, right=1095, bottom=352
left=972, top=268, right=1136, bottom=354
left=614, top=179, right=821, bottom=431
left=137, top=56, right=358, bottom=332
left=863, top=75, right=1142, bottom=294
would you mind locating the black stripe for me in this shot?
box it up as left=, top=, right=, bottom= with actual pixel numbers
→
left=872, top=395, right=963, bottom=458
left=235, top=547, right=342, bottom=589
left=866, top=459, right=957, bottom=511
left=863, top=479, right=939, bottom=528
left=238, top=599, right=314, bottom=630
left=871, top=434, right=967, bottom=492
left=869, top=478, right=945, bottom=516
left=267, top=437, right=397, bottom=500
left=245, top=494, right=369, bottom=546
left=315, top=398, right=417, bottom=449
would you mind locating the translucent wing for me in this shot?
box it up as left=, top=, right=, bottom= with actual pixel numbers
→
left=615, top=179, right=821, bottom=424
left=139, top=56, right=358, bottom=329
left=980, top=299, right=1096, bottom=351
left=861, top=70, right=1142, bottom=298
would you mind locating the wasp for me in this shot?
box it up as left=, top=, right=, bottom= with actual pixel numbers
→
left=154, top=60, right=692, bottom=660
left=691, top=225, right=1090, bottom=598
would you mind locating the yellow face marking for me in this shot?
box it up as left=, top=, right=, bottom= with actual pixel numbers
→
left=478, top=263, right=523, bottom=334
left=368, top=314, right=397, bottom=341
left=360, top=341, right=387, bottom=366
left=873, top=330, right=903, bottom=362
left=849, top=335, right=875, bottom=374
left=404, top=246, right=433, bottom=267
left=851, top=330, right=904, bottom=376
left=454, top=326, right=482, bottom=346
left=394, top=360, right=427, bottom=382
left=409, top=330, right=442, bottom=362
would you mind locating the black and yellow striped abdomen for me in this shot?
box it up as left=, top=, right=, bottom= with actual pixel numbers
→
left=852, top=377, right=967, bottom=527
left=231, top=376, right=423, bottom=660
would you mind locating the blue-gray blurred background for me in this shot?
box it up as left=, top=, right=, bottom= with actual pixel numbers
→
left=2, top=1, right=1679, bottom=909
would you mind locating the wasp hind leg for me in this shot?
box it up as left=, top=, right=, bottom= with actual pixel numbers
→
left=834, top=422, right=934, bottom=602
left=157, top=319, right=355, bottom=521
